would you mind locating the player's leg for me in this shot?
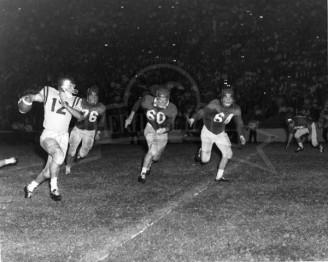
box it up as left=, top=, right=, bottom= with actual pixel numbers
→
left=294, top=128, right=308, bottom=152
left=199, top=125, right=215, bottom=164
left=147, top=132, right=168, bottom=175
left=77, top=130, right=95, bottom=159
left=66, top=127, right=82, bottom=175
left=24, top=154, right=52, bottom=198
left=24, top=130, right=54, bottom=198
left=310, top=122, right=324, bottom=152
left=152, top=132, right=168, bottom=162
left=214, top=132, right=232, bottom=181
left=139, top=124, right=155, bottom=183
left=0, top=157, right=17, bottom=168
left=48, top=133, right=69, bottom=201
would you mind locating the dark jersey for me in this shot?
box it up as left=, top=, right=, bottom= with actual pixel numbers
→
left=293, top=115, right=312, bottom=129
left=132, top=95, right=177, bottom=131
left=75, top=99, right=106, bottom=131
left=192, top=99, right=243, bottom=135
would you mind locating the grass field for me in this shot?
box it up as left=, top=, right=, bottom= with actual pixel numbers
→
left=0, top=141, right=327, bottom=262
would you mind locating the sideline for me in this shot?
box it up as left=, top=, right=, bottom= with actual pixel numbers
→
left=83, top=138, right=276, bottom=262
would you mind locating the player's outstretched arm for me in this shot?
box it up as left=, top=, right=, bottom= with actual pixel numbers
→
left=125, top=97, right=142, bottom=128
left=59, top=92, right=83, bottom=120
left=19, top=93, right=44, bottom=103
left=125, top=111, right=136, bottom=128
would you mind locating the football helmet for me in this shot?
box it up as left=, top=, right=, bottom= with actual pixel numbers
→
left=87, top=86, right=99, bottom=105
left=155, top=87, right=170, bottom=108
left=58, top=77, right=78, bottom=98
left=221, top=88, right=234, bottom=107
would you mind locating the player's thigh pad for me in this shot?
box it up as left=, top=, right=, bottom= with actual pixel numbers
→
left=310, top=122, right=318, bottom=147
left=144, top=123, right=156, bottom=149
left=214, top=132, right=233, bottom=159
left=153, top=133, right=168, bottom=161
left=40, top=129, right=69, bottom=165
left=79, top=129, right=96, bottom=158
left=200, top=125, right=215, bottom=163
left=294, top=128, right=309, bottom=139
left=68, top=126, right=83, bottom=156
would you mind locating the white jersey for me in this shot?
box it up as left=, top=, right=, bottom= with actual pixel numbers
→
left=39, top=86, right=82, bottom=134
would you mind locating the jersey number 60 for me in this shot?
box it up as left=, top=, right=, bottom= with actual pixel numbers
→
left=146, top=110, right=166, bottom=124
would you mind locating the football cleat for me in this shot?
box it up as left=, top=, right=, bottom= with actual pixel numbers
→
left=294, top=146, right=304, bottom=153
left=50, top=189, right=62, bottom=201
left=194, top=148, right=201, bottom=162
left=24, top=186, right=33, bottom=198
left=214, top=177, right=230, bottom=182
left=138, top=173, right=146, bottom=184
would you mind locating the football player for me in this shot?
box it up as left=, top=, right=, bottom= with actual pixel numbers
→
left=318, top=102, right=328, bottom=143
left=23, top=77, right=84, bottom=201
left=0, top=157, right=17, bottom=168
left=285, top=117, right=295, bottom=150
left=65, top=86, right=106, bottom=175
left=188, top=88, right=246, bottom=182
left=125, top=86, right=178, bottom=183
left=292, top=108, right=324, bottom=153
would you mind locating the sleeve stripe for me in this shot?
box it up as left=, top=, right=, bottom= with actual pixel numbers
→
left=43, top=86, right=49, bottom=104
left=73, top=97, right=81, bottom=107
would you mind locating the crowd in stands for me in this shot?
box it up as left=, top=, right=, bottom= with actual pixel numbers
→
left=0, top=0, right=327, bottom=133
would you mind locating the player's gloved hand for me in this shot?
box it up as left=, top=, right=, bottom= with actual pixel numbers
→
left=188, top=118, right=195, bottom=127
left=156, top=128, right=166, bottom=135
left=125, top=117, right=133, bottom=128
left=18, top=95, right=32, bottom=105
left=285, top=144, right=289, bottom=150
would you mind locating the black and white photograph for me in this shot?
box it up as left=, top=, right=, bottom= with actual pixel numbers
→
left=0, top=0, right=327, bottom=261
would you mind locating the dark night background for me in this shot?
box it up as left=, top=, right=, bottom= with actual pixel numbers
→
left=0, top=0, right=327, bottom=135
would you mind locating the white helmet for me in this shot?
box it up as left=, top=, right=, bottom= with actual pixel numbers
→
left=58, top=77, right=78, bottom=98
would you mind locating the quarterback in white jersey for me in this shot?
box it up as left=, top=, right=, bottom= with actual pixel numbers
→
left=23, top=77, right=84, bottom=201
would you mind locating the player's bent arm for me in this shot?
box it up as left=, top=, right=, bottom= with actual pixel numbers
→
left=28, top=93, right=44, bottom=103
left=165, top=107, right=178, bottom=133
left=233, top=109, right=246, bottom=145
left=62, top=103, right=84, bottom=120
left=191, top=100, right=217, bottom=121
left=125, top=111, right=136, bottom=128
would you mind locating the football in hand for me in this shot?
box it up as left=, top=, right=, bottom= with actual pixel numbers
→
left=18, top=95, right=33, bottom=114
